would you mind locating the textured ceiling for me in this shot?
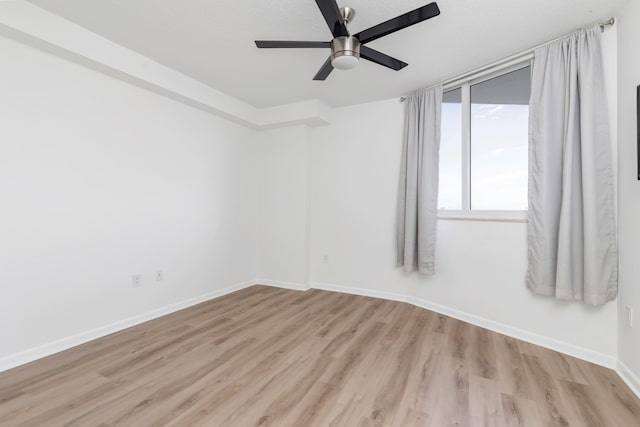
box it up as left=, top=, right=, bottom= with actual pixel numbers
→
left=28, top=0, right=627, bottom=108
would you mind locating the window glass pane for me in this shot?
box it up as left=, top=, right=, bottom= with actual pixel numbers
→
left=438, top=88, right=462, bottom=210
left=470, top=66, right=530, bottom=210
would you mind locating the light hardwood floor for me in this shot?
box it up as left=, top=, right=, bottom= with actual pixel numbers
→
left=0, top=285, right=639, bottom=426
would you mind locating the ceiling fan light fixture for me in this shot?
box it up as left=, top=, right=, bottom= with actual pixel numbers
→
left=330, top=36, right=361, bottom=70
left=331, top=53, right=360, bottom=70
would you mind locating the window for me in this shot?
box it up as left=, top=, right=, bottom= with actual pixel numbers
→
left=438, top=64, right=531, bottom=219
left=439, top=88, right=462, bottom=210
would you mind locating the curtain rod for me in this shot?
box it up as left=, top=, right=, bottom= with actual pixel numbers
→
left=400, top=17, right=616, bottom=102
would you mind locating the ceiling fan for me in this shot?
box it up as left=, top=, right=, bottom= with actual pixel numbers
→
left=255, top=0, right=440, bottom=80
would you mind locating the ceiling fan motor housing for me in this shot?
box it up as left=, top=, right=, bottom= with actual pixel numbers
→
left=331, top=36, right=361, bottom=69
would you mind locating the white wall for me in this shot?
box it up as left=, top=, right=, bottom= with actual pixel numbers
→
left=307, top=12, right=620, bottom=365
left=255, top=126, right=310, bottom=286
left=0, top=35, right=258, bottom=361
left=0, top=12, right=628, bottom=374
left=309, top=97, right=617, bottom=362
left=616, top=0, right=640, bottom=386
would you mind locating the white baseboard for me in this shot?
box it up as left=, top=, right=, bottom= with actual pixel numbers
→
left=406, top=295, right=617, bottom=369
left=617, top=361, right=640, bottom=399
left=310, top=281, right=412, bottom=303
left=255, top=278, right=311, bottom=292
left=309, top=281, right=617, bottom=369
left=0, top=277, right=623, bottom=378
left=0, top=279, right=256, bottom=373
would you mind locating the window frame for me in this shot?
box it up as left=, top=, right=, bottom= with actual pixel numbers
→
left=438, top=60, right=532, bottom=223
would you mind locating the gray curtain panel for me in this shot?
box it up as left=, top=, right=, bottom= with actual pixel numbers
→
left=527, top=26, right=617, bottom=306
left=397, top=86, right=443, bottom=274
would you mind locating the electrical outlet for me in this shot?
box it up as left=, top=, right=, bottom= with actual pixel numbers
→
left=156, top=270, right=164, bottom=282
left=626, top=306, right=634, bottom=328
left=132, top=274, right=142, bottom=288
left=322, top=254, right=329, bottom=264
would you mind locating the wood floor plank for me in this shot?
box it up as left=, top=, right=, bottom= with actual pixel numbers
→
left=469, top=327, right=498, bottom=380
left=321, top=301, right=418, bottom=426
left=430, top=355, right=472, bottom=426
left=395, top=329, right=447, bottom=418
left=521, top=353, right=579, bottom=426
left=362, top=307, right=430, bottom=426
left=283, top=320, right=389, bottom=426
left=469, top=375, right=501, bottom=422
left=501, top=394, right=543, bottom=427
left=0, top=285, right=285, bottom=403
left=0, top=286, right=638, bottom=426
left=558, top=379, right=612, bottom=427
left=572, top=358, right=640, bottom=427
left=493, top=334, right=533, bottom=399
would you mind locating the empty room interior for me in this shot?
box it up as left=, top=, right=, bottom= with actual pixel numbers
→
left=2, top=0, right=640, bottom=425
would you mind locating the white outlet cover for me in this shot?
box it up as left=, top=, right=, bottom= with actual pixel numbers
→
left=132, top=274, right=142, bottom=288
